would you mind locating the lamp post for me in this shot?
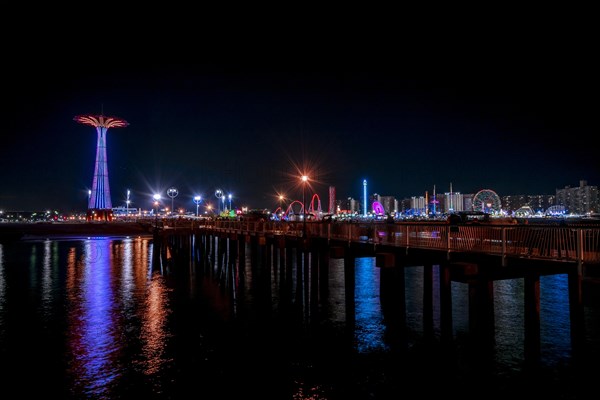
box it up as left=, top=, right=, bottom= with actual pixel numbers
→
left=86, top=189, right=92, bottom=221
left=153, top=193, right=161, bottom=228
left=279, top=194, right=285, bottom=220
left=215, top=189, right=223, bottom=214
left=228, top=193, right=232, bottom=212
left=302, top=175, right=308, bottom=237
left=167, top=187, right=178, bottom=217
left=126, top=189, right=131, bottom=220
left=194, top=195, right=202, bottom=216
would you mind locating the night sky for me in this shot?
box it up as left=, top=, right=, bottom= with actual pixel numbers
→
left=1, top=38, right=597, bottom=213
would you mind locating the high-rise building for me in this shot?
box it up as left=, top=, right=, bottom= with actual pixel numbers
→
left=410, top=196, right=427, bottom=215
left=444, top=191, right=464, bottom=213
left=556, top=180, right=599, bottom=215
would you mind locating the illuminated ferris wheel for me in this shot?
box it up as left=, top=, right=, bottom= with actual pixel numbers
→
left=472, top=189, right=501, bottom=213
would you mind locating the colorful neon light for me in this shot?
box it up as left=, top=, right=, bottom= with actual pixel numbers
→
left=74, top=114, right=129, bottom=213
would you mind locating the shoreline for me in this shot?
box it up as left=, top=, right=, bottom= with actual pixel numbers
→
left=0, top=221, right=155, bottom=241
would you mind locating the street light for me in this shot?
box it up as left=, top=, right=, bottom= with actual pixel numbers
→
left=193, top=195, right=202, bottom=216
left=167, top=187, right=178, bottom=216
left=302, top=175, right=308, bottom=237
left=228, top=193, right=232, bottom=211
left=215, top=189, right=223, bottom=214
left=86, top=189, right=92, bottom=221
left=153, top=193, right=161, bottom=228
left=126, top=189, right=131, bottom=219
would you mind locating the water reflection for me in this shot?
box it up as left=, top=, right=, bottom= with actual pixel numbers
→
left=355, top=258, right=386, bottom=353
left=138, top=272, right=171, bottom=377
left=120, top=239, right=134, bottom=313
left=66, top=239, right=120, bottom=397
left=0, top=236, right=597, bottom=398
left=493, top=278, right=525, bottom=366
left=62, top=237, right=174, bottom=397
left=40, top=240, right=55, bottom=321
left=0, top=244, right=4, bottom=333
left=539, top=274, right=571, bottom=363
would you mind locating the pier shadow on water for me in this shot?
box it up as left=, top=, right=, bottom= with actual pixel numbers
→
left=0, top=235, right=598, bottom=399
left=156, top=232, right=600, bottom=399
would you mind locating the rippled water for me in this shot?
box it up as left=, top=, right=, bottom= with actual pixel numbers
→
left=0, top=236, right=598, bottom=399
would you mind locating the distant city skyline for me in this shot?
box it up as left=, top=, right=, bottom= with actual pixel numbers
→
left=1, top=178, right=596, bottom=215
left=2, top=59, right=597, bottom=211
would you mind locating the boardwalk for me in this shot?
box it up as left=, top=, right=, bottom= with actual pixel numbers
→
left=163, top=218, right=600, bottom=266
left=147, top=218, right=600, bottom=362
left=6, top=218, right=596, bottom=368
left=150, top=218, right=600, bottom=366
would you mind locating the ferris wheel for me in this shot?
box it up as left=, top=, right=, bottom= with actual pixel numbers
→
left=472, top=189, right=501, bottom=213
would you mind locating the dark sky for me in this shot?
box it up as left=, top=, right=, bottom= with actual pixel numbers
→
left=1, top=37, right=597, bottom=212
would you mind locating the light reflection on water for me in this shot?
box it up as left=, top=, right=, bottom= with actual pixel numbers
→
left=0, top=245, right=4, bottom=335
left=354, top=258, right=386, bottom=354
left=0, top=237, right=597, bottom=398
left=138, top=273, right=172, bottom=377
left=493, top=277, right=526, bottom=366
left=63, top=238, right=173, bottom=398
left=540, top=274, right=573, bottom=364
left=66, top=239, right=120, bottom=397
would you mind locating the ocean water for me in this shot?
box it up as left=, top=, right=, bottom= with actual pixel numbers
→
left=0, top=235, right=598, bottom=399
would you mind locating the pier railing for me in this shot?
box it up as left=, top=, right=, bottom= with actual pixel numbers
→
left=189, top=219, right=600, bottom=265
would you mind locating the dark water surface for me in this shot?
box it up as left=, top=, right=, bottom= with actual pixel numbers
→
left=0, top=236, right=598, bottom=399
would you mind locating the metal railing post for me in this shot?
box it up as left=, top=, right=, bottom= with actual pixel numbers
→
left=447, top=225, right=451, bottom=260
left=501, top=227, right=507, bottom=267
left=577, top=228, right=584, bottom=270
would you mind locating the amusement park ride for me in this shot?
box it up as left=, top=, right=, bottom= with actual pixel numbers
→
left=74, top=113, right=129, bottom=221
left=274, top=193, right=324, bottom=221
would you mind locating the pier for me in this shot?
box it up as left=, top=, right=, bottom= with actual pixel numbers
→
left=151, top=218, right=600, bottom=364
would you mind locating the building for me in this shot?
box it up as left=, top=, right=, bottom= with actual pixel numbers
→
left=556, top=180, right=599, bottom=215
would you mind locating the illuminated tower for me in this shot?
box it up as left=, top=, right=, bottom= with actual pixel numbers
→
left=432, top=184, right=437, bottom=215
left=74, top=114, right=129, bottom=221
left=328, top=186, right=336, bottom=214
left=363, top=179, right=367, bottom=216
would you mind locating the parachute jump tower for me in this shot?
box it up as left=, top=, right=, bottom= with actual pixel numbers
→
left=74, top=114, right=129, bottom=221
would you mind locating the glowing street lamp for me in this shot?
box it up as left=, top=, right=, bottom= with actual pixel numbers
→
left=153, top=193, right=161, bottom=227
left=302, top=175, right=309, bottom=237
left=167, top=187, right=178, bottom=216
left=126, top=189, right=131, bottom=219
left=215, top=189, right=223, bottom=213
left=193, top=195, right=202, bottom=216
left=279, top=194, right=285, bottom=219
left=228, top=193, right=232, bottom=211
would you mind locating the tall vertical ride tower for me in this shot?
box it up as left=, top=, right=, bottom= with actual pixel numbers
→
left=363, top=179, right=368, bottom=216
left=328, top=186, right=336, bottom=214
left=74, top=114, right=129, bottom=221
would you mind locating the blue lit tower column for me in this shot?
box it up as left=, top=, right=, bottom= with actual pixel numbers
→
left=74, top=114, right=129, bottom=221
left=363, top=179, right=367, bottom=217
